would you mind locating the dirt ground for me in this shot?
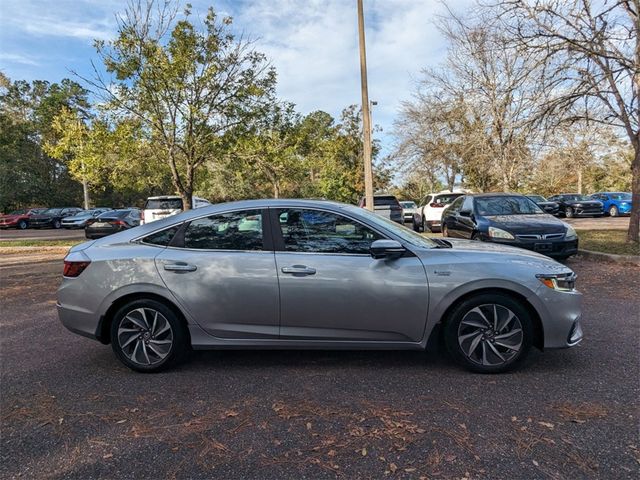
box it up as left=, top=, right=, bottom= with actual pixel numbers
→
left=0, top=254, right=638, bottom=479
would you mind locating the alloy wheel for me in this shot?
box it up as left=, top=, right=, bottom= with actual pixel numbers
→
left=457, top=304, right=523, bottom=367
left=117, top=307, right=174, bottom=366
left=609, top=206, right=618, bottom=217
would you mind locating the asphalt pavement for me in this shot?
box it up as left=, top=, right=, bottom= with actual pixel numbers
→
left=0, top=254, right=638, bottom=479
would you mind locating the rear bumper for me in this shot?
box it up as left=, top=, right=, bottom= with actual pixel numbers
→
left=57, top=302, right=100, bottom=341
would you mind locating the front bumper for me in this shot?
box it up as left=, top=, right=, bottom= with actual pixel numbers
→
left=482, top=236, right=579, bottom=258
left=533, top=284, right=583, bottom=349
left=572, top=207, right=603, bottom=216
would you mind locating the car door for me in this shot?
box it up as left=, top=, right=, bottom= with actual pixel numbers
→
left=456, top=196, right=476, bottom=238
left=271, top=207, right=429, bottom=342
left=442, top=196, right=464, bottom=237
left=155, top=209, right=280, bottom=339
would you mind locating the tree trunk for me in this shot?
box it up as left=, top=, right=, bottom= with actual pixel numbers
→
left=577, top=168, right=582, bottom=194
left=273, top=182, right=280, bottom=199
left=627, top=141, right=640, bottom=243
left=180, top=190, right=193, bottom=211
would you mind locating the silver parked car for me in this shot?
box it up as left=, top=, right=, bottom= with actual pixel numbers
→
left=58, top=199, right=583, bottom=373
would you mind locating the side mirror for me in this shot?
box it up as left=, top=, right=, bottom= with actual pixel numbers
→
left=370, top=239, right=406, bottom=260
left=459, top=209, right=472, bottom=217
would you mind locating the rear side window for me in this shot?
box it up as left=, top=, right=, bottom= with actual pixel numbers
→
left=143, top=226, right=180, bottom=246
left=184, top=210, right=263, bottom=250
left=144, top=198, right=183, bottom=210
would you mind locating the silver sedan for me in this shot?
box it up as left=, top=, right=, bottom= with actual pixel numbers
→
left=57, top=199, right=583, bottom=373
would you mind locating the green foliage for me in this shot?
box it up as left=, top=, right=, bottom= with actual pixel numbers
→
left=0, top=76, right=87, bottom=211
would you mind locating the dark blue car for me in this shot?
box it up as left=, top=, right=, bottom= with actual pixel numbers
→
left=441, top=193, right=578, bottom=259
left=589, top=192, right=632, bottom=217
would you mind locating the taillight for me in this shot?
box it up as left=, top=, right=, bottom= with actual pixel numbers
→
left=110, top=220, right=126, bottom=226
left=430, top=202, right=445, bottom=208
left=63, top=260, right=91, bottom=278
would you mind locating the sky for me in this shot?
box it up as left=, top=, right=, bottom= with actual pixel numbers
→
left=0, top=0, right=473, bottom=156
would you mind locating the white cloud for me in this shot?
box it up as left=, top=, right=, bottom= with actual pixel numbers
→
left=0, top=52, right=40, bottom=66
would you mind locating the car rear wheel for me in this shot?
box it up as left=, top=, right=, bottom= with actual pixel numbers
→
left=444, top=293, right=533, bottom=373
left=110, top=300, right=188, bottom=373
left=609, top=205, right=618, bottom=217
left=564, top=207, right=574, bottom=218
left=17, top=220, right=27, bottom=230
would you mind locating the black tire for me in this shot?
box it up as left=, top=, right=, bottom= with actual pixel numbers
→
left=53, top=219, right=62, bottom=229
left=442, top=224, right=449, bottom=237
left=564, top=207, right=574, bottom=218
left=110, top=299, right=188, bottom=373
left=17, top=220, right=28, bottom=230
left=471, top=232, right=482, bottom=241
left=609, top=205, right=618, bottom=217
left=444, top=293, right=533, bottom=373
left=412, top=219, right=420, bottom=232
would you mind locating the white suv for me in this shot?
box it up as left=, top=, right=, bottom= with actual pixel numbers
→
left=418, top=191, right=466, bottom=232
left=141, top=195, right=210, bottom=225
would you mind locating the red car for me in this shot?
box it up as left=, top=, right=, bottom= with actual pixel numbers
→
left=0, top=208, right=47, bottom=230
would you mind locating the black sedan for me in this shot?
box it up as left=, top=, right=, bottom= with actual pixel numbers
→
left=441, top=193, right=578, bottom=259
left=546, top=194, right=604, bottom=218
left=527, top=195, right=560, bottom=216
left=28, top=207, right=84, bottom=229
left=85, top=209, right=141, bottom=239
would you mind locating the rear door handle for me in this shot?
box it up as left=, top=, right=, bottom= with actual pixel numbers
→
left=281, top=265, right=316, bottom=276
left=163, top=263, right=197, bottom=272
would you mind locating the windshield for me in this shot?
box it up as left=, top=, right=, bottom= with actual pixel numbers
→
left=44, top=208, right=62, bottom=215
left=609, top=193, right=632, bottom=200
left=527, top=195, right=546, bottom=202
left=73, top=211, right=94, bottom=218
left=343, top=205, right=437, bottom=249
left=434, top=194, right=463, bottom=205
left=562, top=194, right=591, bottom=201
left=144, top=198, right=183, bottom=210
left=8, top=210, right=27, bottom=215
left=475, top=196, right=544, bottom=215
left=400, top=201, right=416, bottom=208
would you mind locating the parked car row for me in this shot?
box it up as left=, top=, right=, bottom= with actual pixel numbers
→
left=527, top=192, right=633, bottom=218
left=0, top=207, right=84, bottom=230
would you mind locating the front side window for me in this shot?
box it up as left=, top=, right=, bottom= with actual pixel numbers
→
left=184, top=210, right=263, bottom=250
left=143, top=226, right=180, bottom=246
left=277, top=209, right=383, bottom=254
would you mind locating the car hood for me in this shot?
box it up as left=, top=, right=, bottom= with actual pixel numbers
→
left=434, top=238, right=571, bottom=273
left=29, top=214, right=53, bottom=220
left=483, top=214, right=567, bottom=234
left=64, top=215, right=90, bottom=221
left=0, top=214, right=22, bottom=220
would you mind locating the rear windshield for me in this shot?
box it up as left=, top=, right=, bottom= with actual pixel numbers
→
left=434, top=194, right=463, bottom=204
left=144, top=198, right=183, bottom=210
left=373, top=196, right=399, bottom=206
left=98, top=210, right=130, bottom=219
left=400, top=201, right=416, bottom=208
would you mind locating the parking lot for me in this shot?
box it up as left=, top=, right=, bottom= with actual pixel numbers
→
left=0, top=252, right=638, bottom=479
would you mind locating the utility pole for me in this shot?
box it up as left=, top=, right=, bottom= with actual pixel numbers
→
left=357, top=0, right=374, bottom=211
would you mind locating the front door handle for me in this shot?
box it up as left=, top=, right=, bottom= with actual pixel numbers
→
left=163, top=263, right=197, bottom=272
left=281, top=265, right=316, bottom=276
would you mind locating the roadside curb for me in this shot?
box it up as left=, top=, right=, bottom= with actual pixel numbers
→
left=577, top=249, right=640, bottom=266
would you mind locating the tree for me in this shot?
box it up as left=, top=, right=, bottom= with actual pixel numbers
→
left=86, top=0, right=276, bottom=210
left=495, top=0, right=639, bottom=242
left=0, top=75, right=87, bottom=211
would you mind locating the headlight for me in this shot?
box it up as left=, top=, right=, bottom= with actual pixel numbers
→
left=565, top=225, right=577, bottom=240
left=488, top=227, right=514, bottom=240
left=536, top=273, right=576, bottom=291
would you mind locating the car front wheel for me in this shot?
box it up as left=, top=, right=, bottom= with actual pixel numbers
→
left=110, top=300, right=188, bottom=373
left=53, top=220, right=61, bottom=229
left=17, top=220, right=27, bottom=230
left=609, top=205, right=618, bottom=217
left=444, top=293, right=533, bottom=373
left=564, top=207, right=574, bottom=218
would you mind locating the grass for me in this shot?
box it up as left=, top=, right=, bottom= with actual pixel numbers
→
left=0, top=239, right=79, bottom=248
left=576, top=229, right=639, bottom=256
